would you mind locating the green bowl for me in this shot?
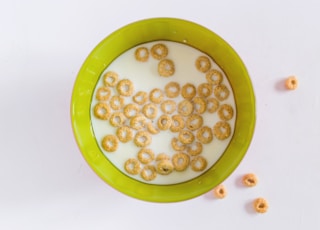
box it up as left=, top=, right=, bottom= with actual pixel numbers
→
left=71, top=18, right=255, bottom=202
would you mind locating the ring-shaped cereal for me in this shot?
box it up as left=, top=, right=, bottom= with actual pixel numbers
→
left=187, top=141, right=203, bottom=156
left=213, top=184, right=227, bottom=199
left=195, top=56, right=211, bottom=73
left=181, top=83, right=196, bottom=100
left=172, top=152, right=190, bottom=172
left=156, top=160, right=174, bottom=175
left=149, top=88, right=164, bottom=104
left=135, top=47, right=149, bottom=62
left=190, top=156, right=207, bottom=172
left=117, top=79, right=134, bottom=97
left=142, top=103, right=158, bottom=119
left=130, top=115, right=146, bottom=130
left=214, top=84, right=230, bottom=101
left=110, top=95, right=125, bottom=110
left=186, top=114, right=203, bottom=131
left=124, top=158, right=141, bottom=175
left=218, top=104, right=234, bottom=121
left=123, top=103, right=140, bottom=118
left=140, top=165, right=157, bottom=181
left=160, top=100, right=176, bottom=114
left=133, top=91, right=148, bottom=105
left=206, top=69, right=223, bottom=85
left=213, top=121, right=231, bottom=140
left=197, top=83, right=212, bottom=98
left=178, top=129, right=195, bottom=144
left=109, top=112, right=126, bottom=127
left=151, top=43, right=169, bottom=60
left=178, top=100, right=194, bottom=117
left=158, top=59, right=175, bottom=77
left=157, top=114, right=172, bottom=130
left=171, top=137, right=186, bottom=151
left=253, top=198, right=269, bottom=213
left=116, top=126, right=133, bottom=143
left=134, top=131, right=152, bottom=147
left=165, top=81, right=180, bottom=98
left=137, top=148, right=155, bottom=164
left=193, top=97, right=207, bottom=114
left=285, top=76, right=298, bottom=90
left=242, top=173, right=259, bottom=187
left=146, top=122, right=160, bottom=135
left=207, top=97, right=220, bottom=113
left=103, top=71, right=118, bottom=87
left=196, top=126, right=213, bottom=144
left=170, top=115, right=185, bottom=132
left=96, top=87, right=111, bottom=101
left=93, top=103, right=111, bottom=120
left=101, top=135, right=118, bottom=152
left=156, top=153, right=170, bottom=161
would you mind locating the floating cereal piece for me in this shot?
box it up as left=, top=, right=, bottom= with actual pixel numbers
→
left=134, top=131, right=152, bottom=147
left=156, top=160, right=174, bottom=175
left=190, top=156, right=207, bottom=172
left=130, top=115, right=146, bottom=130
left=213, top=184, right=227, bottom=199
left=124, top=158, right=141, bottom=175
left=157, top=114, right=172, bottom=130
left=116, top=126, right=133, bottom=143
left=123, top=103, right=140, bottom=118
left=197, top=83, right=212, bottom=98
left=165, top=81, right=180, bottom=98
left=171, top=137, right=186, bottom=151
left=149, top=88, right=164, bottom=104
left=110, top=95, right=125, bottom=110
left=207, top=97, right=220, bottom=113
left=135, top=47, right=149, bottom=62
left=218, top=104, right=234, bottom=121
left=170, top=115, right=185, bottom=132
left=151, top=43, right=168, bottom=60
left=285, top=76, right=298, bottom=90
left=146, top=122, right=160, bottom=134
left=133, top=91, right=148, bottom=105
left=178, top=130, right=195, bottom=144
left=138, top=148, right=155, bottom=164
left=156, top=153, right=171, bottom=161
left=213, top=121, right=231, bottom=140
left=96, top=87, right=111, bottom=101
left=172, top=152, right=190, bottom=171
left=103, top=71, right=119, bottom=87
left=253, top=198, right=269, bottom=213
left=214, top=84, right=230, bottom=101
left=140, top=165, right=157, bottom=181
left=158, top=59, right=175, bottom=77
left=196, top=126, right=213, bottom=144
left=101, top=135, right=119, bottom=152
left=181, top=83, right=196, bottom=100
left=160, top=100, right=176, bottom=114
left=117, top=79, right=134, bottom=97
left=206, top=69, right=223, bottom=85
left=193, top=97, right=207, bottom=114
left=142, top=103, right=158, bottom=119
left=186, top=114, right=203, bottom=131
left=186, top=141, right=203, bottom=156
left=195, top=56, right=211, bottom=73
left=242, top=173, right=259, bottom=187
left=93, top=103, right=111, bottom=120
left=178, top=100, right=194, bottom=116
left=109, top=112, right=126, bottom=127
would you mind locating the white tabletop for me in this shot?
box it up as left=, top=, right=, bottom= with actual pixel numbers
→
left=1, top=0, right=320, bottom=229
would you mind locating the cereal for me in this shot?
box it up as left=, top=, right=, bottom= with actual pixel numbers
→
left=193, top=97, right=207, bottom=114
left=150, top=43, right=168, bottom=60
left=172, top=152, right=190, bottom=171
left=158, top=59, right=175, bottom=77
left=123, top=103, right=140, bottom=118
left=186, top=141, right=203, bottom=156
left=133, top=91, right=148, bottom=105
left=137, top=148, right=155, bottom=164
left=218, top=104, right=234, bottom=121
left=213, top=121, right=231, bottom=140
left=190, top=156, right=207, bottom=172
left=142, top=103, right=158, bottom=119
left=149, top=88, right=164, bottom=104
left=135, top=47, right=149, bottom=62
left=156, top=153, right=171, bottom=161
left=170, top=115, right=185, bottom=132
left=285, top=76, right=298, bottom=90
left=110, top=95, right=125, bottom=110
left=157, top=114, right=172, bottom=130
left=206, top=69, right=223, bottom=85
left=213, top=84, right=230, bottom=101
left=195, top=56, right=211, bottom=73
left=103, top=71, right=118, bottom=87
left=96, top=87, right=111, bottom=101
left=178, top=100, right=194, bottom=116
left=165, top=81, right=180, bottom=98
left=178, top=130, right=195, bottom=144
left=109, top=112, right=126, bottom=127
left=181, top=83, right=196, bottom=100
left=213, top=184, right=227, bottom=199
left=146, top=122, right=160, bottom=134
left=253, top=198, right=269, bottom=213
left=156, top=160, right=174, bottom=175
left=124, top=158, right=141, bottom=175
left=171, top=137, right=186, bottom=151
left=140, top=165, right=157, bottom=181
left=134, top=131, right=152, bottom=147
left=196, top=126, right=213, bottom=144
left=117, top=79, right=134, bottom=97
left=242, top=173, right=259, bottom=187
left=197, top=83, right=212, bottom=98
left=130, top=115, right=146, bottom=130
left=186, top=114, right=203, bottom=131
left=160, top=100, right=176, bottom=114
left=101, top=135, right=118, bottom=152
left=93, top=103, right=111, bottom=120
left=116, top=126, right=133, bottom=143
left=206, top=97, right=220, bottom=113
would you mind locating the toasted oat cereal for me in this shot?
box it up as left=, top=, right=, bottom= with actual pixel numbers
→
left=178, top=129, right=195, bottom=144
left=110, top=95, right=125, bottom=110
left=124, top=158, right=141, bottom=175
left=103, top=71, right=118, bottom=87
left=213, top=184, right=227, bottom=199
left=190, top=156, right=207, bottom=172
left=206, top=97, right=220, bottom=113
left=156, top=153, right=171, bottom=161
left=146, top=122, right=160, bottom=134
left=142, top=103, right=158, bottom=119
left=130, top=115, right=146, bottom=130
left=213, top=84, right=230, bottom=101
left=186, top=141, right=203, bottom=156
left=160, top=100, right=176, bottom=114
left=134, top=131, right=152, bottom=147
left=165, top=81, right=180, bottom=98
left=137, top=148, right=155, bottom=164
left=150, top=43, right=168, bottom=60
left=196, top=126, right=213, bottom=144
left=197, top=83, right=212, bottom=98
left=133, top=91, right=148, bottom=105
left=193, top=97, right=207, bottom=114
left=242, top=173, right=259, bottom=187
left=285, top=76, right=298, bottom=90
left=213, top=121, right=231, bottom=140
left=109, top=112, right=126, bottom=127
left=171, top=137, right=186, bottom=151
left=157, top=114, right=172, bottom=130
left=93, top=103, right=111, bottom=120
left=135, top=47, right=149, bottom=62
left=123, top=103, right=140, bottom=118
left=101, top=135, right=119, bottom=152
left=206, top=69, right=223, bottom=85
left=140, top=165, right=157, bottom=181
left=96, top=87, right=111, bottom=101
left=253, top=198, right=269, bottom=213
left=170, top=115, right=185, bottom=132
left=195, top=56, right=211, bottom=73
left=178, top=100, right=194, bottom=116
left=116, top=126, right=133, bottom=143
left=172, top=152, right=190, bottom=172
left=186, top=114, right=203, bottom=131
left=156, top=160, right=174, bottom=175
left=158, top=59, right=175, bottom=77
left=181, top=83, right=196, bottom=100
left=218, top=104, right=234, bottom=121
left=117, top=79, right=134, bottom=97
left=149, top=88, right=164, bottom=104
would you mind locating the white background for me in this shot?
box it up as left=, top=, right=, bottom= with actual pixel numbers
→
left=1, top=0, right=319, bottom=229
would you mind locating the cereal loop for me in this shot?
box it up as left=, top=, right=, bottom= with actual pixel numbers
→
left=124, top=158, right=141, bottom=175
left=207, top=97, right=219, bottom=113
left=158, top=59, right=175, bottom=77
left=140, top=165, right=157, bottom=181
left=196, top=126, right=213, bottom=144
left=178, top=100, right=194, bottom=117
left=156, top=160, right=174, bottom=175
left=116, top=126, right=133, bottom=143
left=101, top=135, right=118, bottom=152
left=160, top=100, right=176, bottom=114
left=135, top=47, right=149, bottom=62
left=96, top=87, right=111, bottom=101
left=149, top=88, right=164, bottom=104
left=157, top=114, right=172, bottom=130
left=130, top=115, right=146, bottom=130
left=151, top=43, right=168, bottom=60
left=133, top=91, right=148, bottom=105
left=138, top=148, right=155, bottom=164
left=170, top=115, right=185, bottom=133
left=197, top=83, right=212, bottom=98
left=94, top=103, right=111, bottom=120
left=142, top=103, right=158, bottom=119
left=123, top=103, right=140, bottom=118
left=165, top=82, right=180, bottom=98
left=178, top=130, right=195, bottom=144
left=253, top=198, right=269, bottom=213
left=109, top=112, right=126, bottom=127
left=285, top=76, right=298, bottom=90
left=134, top=131, right=152, bottom=147
left=171, top=137, right=186, bottom=151
left=213, top=184, right=227, bottom=199
left=186, top=114, right=203, bottom=131
left=206, top=69, right=223, bottom=85
left=193, top=97, right=207, bottom=114
left=242, top=173, right=259, bottom=187
left=218, top=104, right=234, bottom=121
left=172, top=152, right=190, bottom=172
left=213, top=121, right=231, bottom=140
left=103, top=71, right=118, bottom=87
left=187, top=142, right=203, bottom=156
left=110, top=95, right=125, bottom=110
left=117, top=79, right=134, bottom=97
left=195, top=56, right=211, bottom=73
left=181, top=83, right=196, bottom=100
left=190, top=156, right=207, bottom=172
left=214, top=84, right=230, bottom=101
left=146, top=122, right=160, bottom=135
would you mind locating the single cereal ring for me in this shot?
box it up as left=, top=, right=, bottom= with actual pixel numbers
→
left=156, top=153, right=171, bottom=161
left=160, top=100, right=176, bottom=114
left=186, top=141, right=203, bottom=156
left=134, top=131, right=152, bottom=147
left=157, top=114, right=172, bottom=130
left=196, top=126, right=213, bottom=144
left=110, top=95, right=125, bottom=110
left=103, top=71, right=118, bottom=87
left=165, top=81, right=180, bottom=98
left=242, top=173, right=259, bottom=187
left=285, top=76, right=298, bottom=90
left=135, top=47, right=149, bottom=62
left=109, top=112, right=126, bottom=127
left=150, top=43, right=169, bottom=60
left=207, top=97, right=220, bottom=113
left=170, top=115, right=185, bottom=132
left=101, top=135, right=118, bottom=152
left=213, top=84, right=230, bottom=101
left=142, top=103, right=158, bottom=119
left=195, top=56, right=211, bottom=73
left=137, top=148, right=155, bottom=164
left=193, top=97, right=207, bottom=114
left=140, top=165, right=157, bottom=181
left=117, top=79, right=134, bottom=97
left=178, top=100, right=194, bottom=116
left=186, top=114, right=203, bottom=131
left=206, top=69, right=223, bottom=85
left=149, top=88, right=164, bottom=104
left=133, top=91, right=148, bottom=105
left=213, top=121, right=231, bottom=140
left=253, top=198, right=269, bottom=213
left=171, top=137, right=186, bottom=151
left=116, top=126, right=133, bottom=143
left=178, top=130, right=195, bottom=144
left=197, top=83, right=212, bottom=98
left=172, top=152, right=190, bottom=172
left=96, top=87, right=111, bottom=101
left=213, top=184, right=227, bottom=199
left=190, top=156, right=207, bottom=172
left=123, top=103, right=140, bottom=118
left=156, top=160, right=174, bottom=175
left=218, top=104, right=234, bottom=121
left=130, top=115, right=146, bottom=130
left=146, top=122, right=160, bottom=134
left=124, top=158, right=141, bottom=175
left=93, top=103, right=111, bottom=120
left=158, top=59, right=175, bottom=77
left=181, top=83, right=196, bottom=100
